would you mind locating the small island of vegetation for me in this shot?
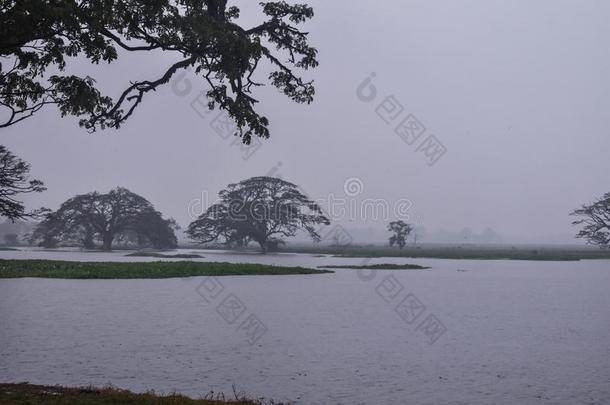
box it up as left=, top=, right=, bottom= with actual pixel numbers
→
left=0, top=260, right=331, bottom=279
left=318, top=263, right=430, bottom=270
left=125, top=252, right=204, bottom=259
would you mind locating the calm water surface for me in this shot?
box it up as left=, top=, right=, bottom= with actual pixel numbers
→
left=1, top=249, right=609, bottom=404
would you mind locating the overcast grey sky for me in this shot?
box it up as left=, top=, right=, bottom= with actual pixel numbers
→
left=2, top=0, right=609, bottom=243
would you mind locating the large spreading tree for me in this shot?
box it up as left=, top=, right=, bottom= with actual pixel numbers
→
left=571, top=192, right=610, bottom=247
left=31, top=187, right=177, bottom=250
left=187, top=176, right=329, bottom=253
left=0, top=145, right=45, bottom=221
left=0, top=0, right=318, bottom=143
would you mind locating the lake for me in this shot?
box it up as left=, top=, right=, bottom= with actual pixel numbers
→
left=1, top=248, right=609, bottom=404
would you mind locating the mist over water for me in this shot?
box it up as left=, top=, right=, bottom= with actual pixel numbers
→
left=2, top=1, right=610, bottom=405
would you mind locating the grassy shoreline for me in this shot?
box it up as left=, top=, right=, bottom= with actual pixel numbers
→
left=0, top=259, right=331, bottom=279
left=6, top=243, right=609, bottom=261
left=0, top=383, right=279, bottom=404
left=272, top=244, right=610, bottom=261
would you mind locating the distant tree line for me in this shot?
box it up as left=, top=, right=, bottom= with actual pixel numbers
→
left=2, top=146, right=610, bottom=252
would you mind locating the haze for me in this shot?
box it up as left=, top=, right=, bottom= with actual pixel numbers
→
left=3, top=0, right=609, bottom=244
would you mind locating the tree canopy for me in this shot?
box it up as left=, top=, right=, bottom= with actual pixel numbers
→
left=0, top=145, right=45, bottom=221
left=571, top=192, right=610, bottom=247
left=187, top=176, right=329, bottom=252
left=388, top=220, right=413, bottom=249
left=0, top=0, right=318, bottom=143
left=31, top=187, right=177, bottom=250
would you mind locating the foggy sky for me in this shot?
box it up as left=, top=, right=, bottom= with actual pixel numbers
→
left=2, top=0, right=609, bottom=243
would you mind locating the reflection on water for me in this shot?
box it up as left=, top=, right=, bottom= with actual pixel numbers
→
left=1, top=249, right=609, bottom=404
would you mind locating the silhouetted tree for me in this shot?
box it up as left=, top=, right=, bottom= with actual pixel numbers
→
left=388, top=220, right=413, bottom=249
left=187, top=176, right=329, bottom=253
left=129, top=209, right=179, bottom=249
left=265, top=237, right=285, bottom=252
left=571, top=192, right=610, bottom=247
left=28, top=213, right=61, bottom=248
left=1, top=1, right=317, bottom=143
left=35, top=195, right=98, bottom=248
left=31, top=187, right=176, bottom=250
left=0, top=145, right=45, bottom=221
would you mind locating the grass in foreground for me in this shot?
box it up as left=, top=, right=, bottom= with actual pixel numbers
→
left=0, top=259, right=331, bottom=279
left=318, top=263, right=430, bottom=270
left=0, top=383, right=281, bottom=404
left=125, top=252, right=204, bottom=259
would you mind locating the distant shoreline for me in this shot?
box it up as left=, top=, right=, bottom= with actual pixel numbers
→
left=181, top=243, right=610, bottom=261
left=277, top=244, right=610, bottom=261
left=3, top=243, right=610, bottom=261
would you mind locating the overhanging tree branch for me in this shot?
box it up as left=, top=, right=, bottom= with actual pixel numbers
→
left=0, top=1, right=318, bottom=143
